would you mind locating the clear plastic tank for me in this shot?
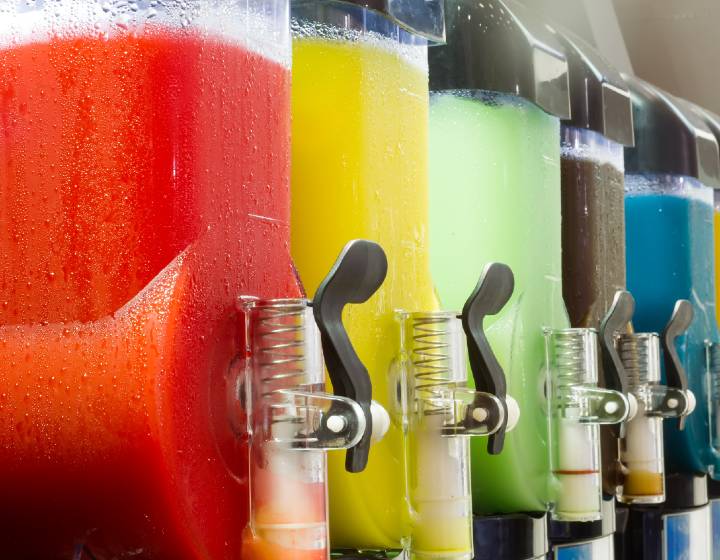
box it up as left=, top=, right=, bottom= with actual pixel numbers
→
left=290, top=0, right=437, bottom=552
left=0, top=0, right=296, bottom=557
left=625, top=174, right=720, bottom=476
left=429, top=90, right=567, bottom=514
left=560, top=126, right=626, bottom=329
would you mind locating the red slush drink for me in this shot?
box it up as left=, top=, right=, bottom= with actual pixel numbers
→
left=0, top=25, right=301, bottom=559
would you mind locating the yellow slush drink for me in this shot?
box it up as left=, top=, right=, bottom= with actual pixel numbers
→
left=291, top=5, right=462, bottom=555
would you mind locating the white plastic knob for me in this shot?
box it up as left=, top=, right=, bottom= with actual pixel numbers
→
left=685, top=389, right=697, bottom=415
left=370, top=400, right=390, bottom=442
left=472, top=407, right=489, bottom=423
left=625, top=393, right=639, bottom=421
left=605, top=401, right=620, bottom=415
left=505, top=395, right=520, bottom=432
left=326, top=415, right=347, bottom=434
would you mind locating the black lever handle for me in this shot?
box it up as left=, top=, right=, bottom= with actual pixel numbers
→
left=661, top=299, right=693, bottom=430
left=599, top=291, right=635, bottom=440
left=312, top=240, right=388, bottom=473
left=461, top=262, right=514, bottom=455
left=599, top=291, right=635, bottom=395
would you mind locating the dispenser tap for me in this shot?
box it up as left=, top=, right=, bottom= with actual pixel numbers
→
left=603, top=297, right=696, bottom=504
left=599, top=291, right=635, bottom=401
left=396, top=262, right=519, bottom=560
left=661, top=300, right=696, bottom=430
left=461, top=262, right=518, bottom=454
left=312, top=239, right=390, bottom=472
left=546, top=319, right=631, bottom=522
left=242, top=240, right=388, bottom=559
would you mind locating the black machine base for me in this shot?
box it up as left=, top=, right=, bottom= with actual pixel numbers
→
left=615, top=473, right=710, bottom=560
left=548, top=496, right=616, bottom=545
left=473, top=512, right=548, bottom=560
left=332, top=552, right=402, bottom=559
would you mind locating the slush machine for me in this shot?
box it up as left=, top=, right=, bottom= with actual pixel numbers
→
left=550, top=26, right=636, bottom=559
left=0, top=1, right=387, bottom=558
left=0, top=0, right=297, bottom=556
left=427, top=2, right=630, bottom=558
left=690, top=105, right=720, bottom=560
left=290, top=0, right=517, bottom=557
left=621, top=76, right=720, bottom=560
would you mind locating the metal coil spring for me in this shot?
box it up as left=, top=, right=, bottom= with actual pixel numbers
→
left=617, top=334, right=659, bottom=390
left=549, top=330, right=594, bottom=408
left=410, top=314, right=456, bottom=415
left=253, top=304, right=309, bottom=426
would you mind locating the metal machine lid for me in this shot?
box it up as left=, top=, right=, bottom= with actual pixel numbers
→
left=623, top=74, right=720, bottom=188
left=428, top=0, right=570, bottom=118
left=553, top=27, right=634, bottom=146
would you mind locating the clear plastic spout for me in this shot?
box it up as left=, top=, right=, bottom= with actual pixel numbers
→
left=616, top=332, right=695, bottom=504
left=615, top=333, right=665, bottom=504
left=397, top=310, right=507, bottom=560
left=545, top=328, right=630, bottom=521
left=243, top=299, right=368, bottom=560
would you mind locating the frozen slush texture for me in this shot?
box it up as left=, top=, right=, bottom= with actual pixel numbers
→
left=291, top=29, right=437, bottom=549
left=429, top=91, right=567, bottom=514
left=560, top=129, right=626, bottom=329
left=0, top=28, right=298, bottom=558
left=625, top=175, right=720, bottom=476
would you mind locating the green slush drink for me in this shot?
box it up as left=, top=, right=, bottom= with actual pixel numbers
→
left=429, top=90, right=568, bottom=514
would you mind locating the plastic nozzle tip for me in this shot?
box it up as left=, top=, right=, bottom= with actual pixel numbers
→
left=626, top=393, right=639, bottom=421
left=685, top=389, right=697, bottom=415
left=505, top=395, right=520, bottom=432
left=370, top=400, right=390, bottom=442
